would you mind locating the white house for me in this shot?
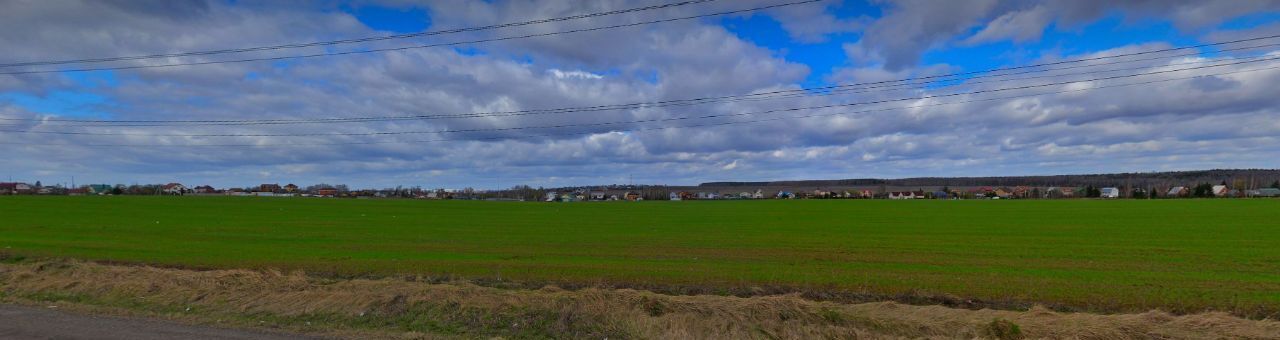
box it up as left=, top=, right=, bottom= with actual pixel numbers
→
left=1212, top=185, right=1230, bottom=197
left=1167, top=186, right=1188, bottom=197
left=0, top=182, right=33, bottom=194
left=669, top=192, right=682, bottom=201
left=162, top=183, right=187, bottom=195
left=1100, top=187, right=1121, bottom=198
left=888, top=191, right=921, bottom=199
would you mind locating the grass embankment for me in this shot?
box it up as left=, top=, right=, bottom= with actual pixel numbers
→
left=3, top=259, right=1278, bottom=339
left=1, top=196, right=1278, bottom=317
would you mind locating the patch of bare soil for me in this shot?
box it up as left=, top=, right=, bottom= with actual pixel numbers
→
left=1, top=259, right=1276, bottom=339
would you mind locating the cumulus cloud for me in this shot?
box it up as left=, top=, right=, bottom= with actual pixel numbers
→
left=548, top=69, right=604, bottom=80
left=854, top=0, right=1000, bottom=69
left=853, top=0, right=1280, bottom=70
left=757, top=0, right=868, bottom=43
left=961, top=5, right=1051, bottom=45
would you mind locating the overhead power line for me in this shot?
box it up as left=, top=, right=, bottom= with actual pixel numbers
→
left=6, top=35, right=1278, bottom=126
left=0, top=0, right=718, bottom=68
left=3, top=59, right=1276, bottom=147
left=0, top=0, right=821, bottom=75
left=9, top=52, right=1277, bottom=137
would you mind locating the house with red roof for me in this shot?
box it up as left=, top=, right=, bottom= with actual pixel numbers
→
left=0, top=182, right=32, bottom=195
left=193, top=185, right=218, bottom=194
left=162, top=183, right=187, bottom=195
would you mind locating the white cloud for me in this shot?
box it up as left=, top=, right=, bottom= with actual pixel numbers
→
left=721, top=160, right=739, bottom=170
left=853, top=0, right=1280, bottom=70
left=962, top=5, right=1051, bottom=45
left=547, top=69, right=603, bottom=80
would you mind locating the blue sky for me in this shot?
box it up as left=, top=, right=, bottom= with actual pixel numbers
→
left=346, top=3, right=431, bottom=33
left=333, top=1, right=1280, bottom=90
left=2, top=0, right=1280, bottom=188
left=721, top=14, right=854, bottom=88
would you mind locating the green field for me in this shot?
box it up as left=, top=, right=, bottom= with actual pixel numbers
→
left=2, top=196, right=1277, bottom=316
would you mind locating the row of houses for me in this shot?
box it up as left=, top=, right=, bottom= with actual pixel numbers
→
left=0, top=182, right=324, bottom=197
left=883, top=185, right=1280, bottom=200
left=1164, top=185, right=1280, bottom=198
left=668, top=190, right=769, bottom=200
left=183, top=183, right=302, bottom=195
left=540, top=184, right=1280, bottom=202
left=542, top=189, right=779, bottom=202
left=7, top=180, right=1280, bottom=200
left=545, top=191, right=643, bottom=202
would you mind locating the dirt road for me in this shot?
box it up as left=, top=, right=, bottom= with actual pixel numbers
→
left=0, top=304, right=316, bottom=340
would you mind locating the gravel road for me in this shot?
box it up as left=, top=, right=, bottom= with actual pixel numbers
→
left=0, top=304, right=320, bottom=340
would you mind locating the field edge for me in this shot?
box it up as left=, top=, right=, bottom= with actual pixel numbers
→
left=2, top=258, right=1277, bottom=340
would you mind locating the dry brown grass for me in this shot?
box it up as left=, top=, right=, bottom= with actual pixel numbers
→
left=1, top=259, right=1277, bottom=339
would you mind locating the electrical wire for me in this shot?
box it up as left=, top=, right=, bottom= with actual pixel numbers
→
left=7, top=37, right=1277, bottom=127
left=0, top=0, right=822, bottom=76
left=3, top=61, right=1274, bottom=147
left=0, top=0, right=718, bottom=68
left=8, top=51, right=1276, bottom=137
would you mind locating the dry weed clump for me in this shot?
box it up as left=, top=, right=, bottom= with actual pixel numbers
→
left=1, top=259, right=1277, bottom=339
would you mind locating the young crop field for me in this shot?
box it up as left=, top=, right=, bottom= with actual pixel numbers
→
left=2, top=196, right=1278, bottom=317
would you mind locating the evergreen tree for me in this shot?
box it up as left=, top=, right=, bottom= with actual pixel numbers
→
left=1192, top=183, right=1214, bottom=198
left=1272, top=180, right=1280, bottom=189
left=1084, top=185, right=1101, bottom=198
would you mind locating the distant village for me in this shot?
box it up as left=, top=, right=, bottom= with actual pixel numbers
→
left=537, top=182, right=1280, bottom=201
left=2, top=180, right=1279, bottom=201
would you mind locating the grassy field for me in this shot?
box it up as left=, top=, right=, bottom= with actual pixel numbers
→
left=1, top=196, right=1278, bottom=317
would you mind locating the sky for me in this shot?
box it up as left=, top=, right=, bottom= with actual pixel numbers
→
left=2, top=0, right=1280, bottom=189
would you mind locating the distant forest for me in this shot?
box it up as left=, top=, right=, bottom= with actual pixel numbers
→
left=699, top=169, right=1280, bottom=189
